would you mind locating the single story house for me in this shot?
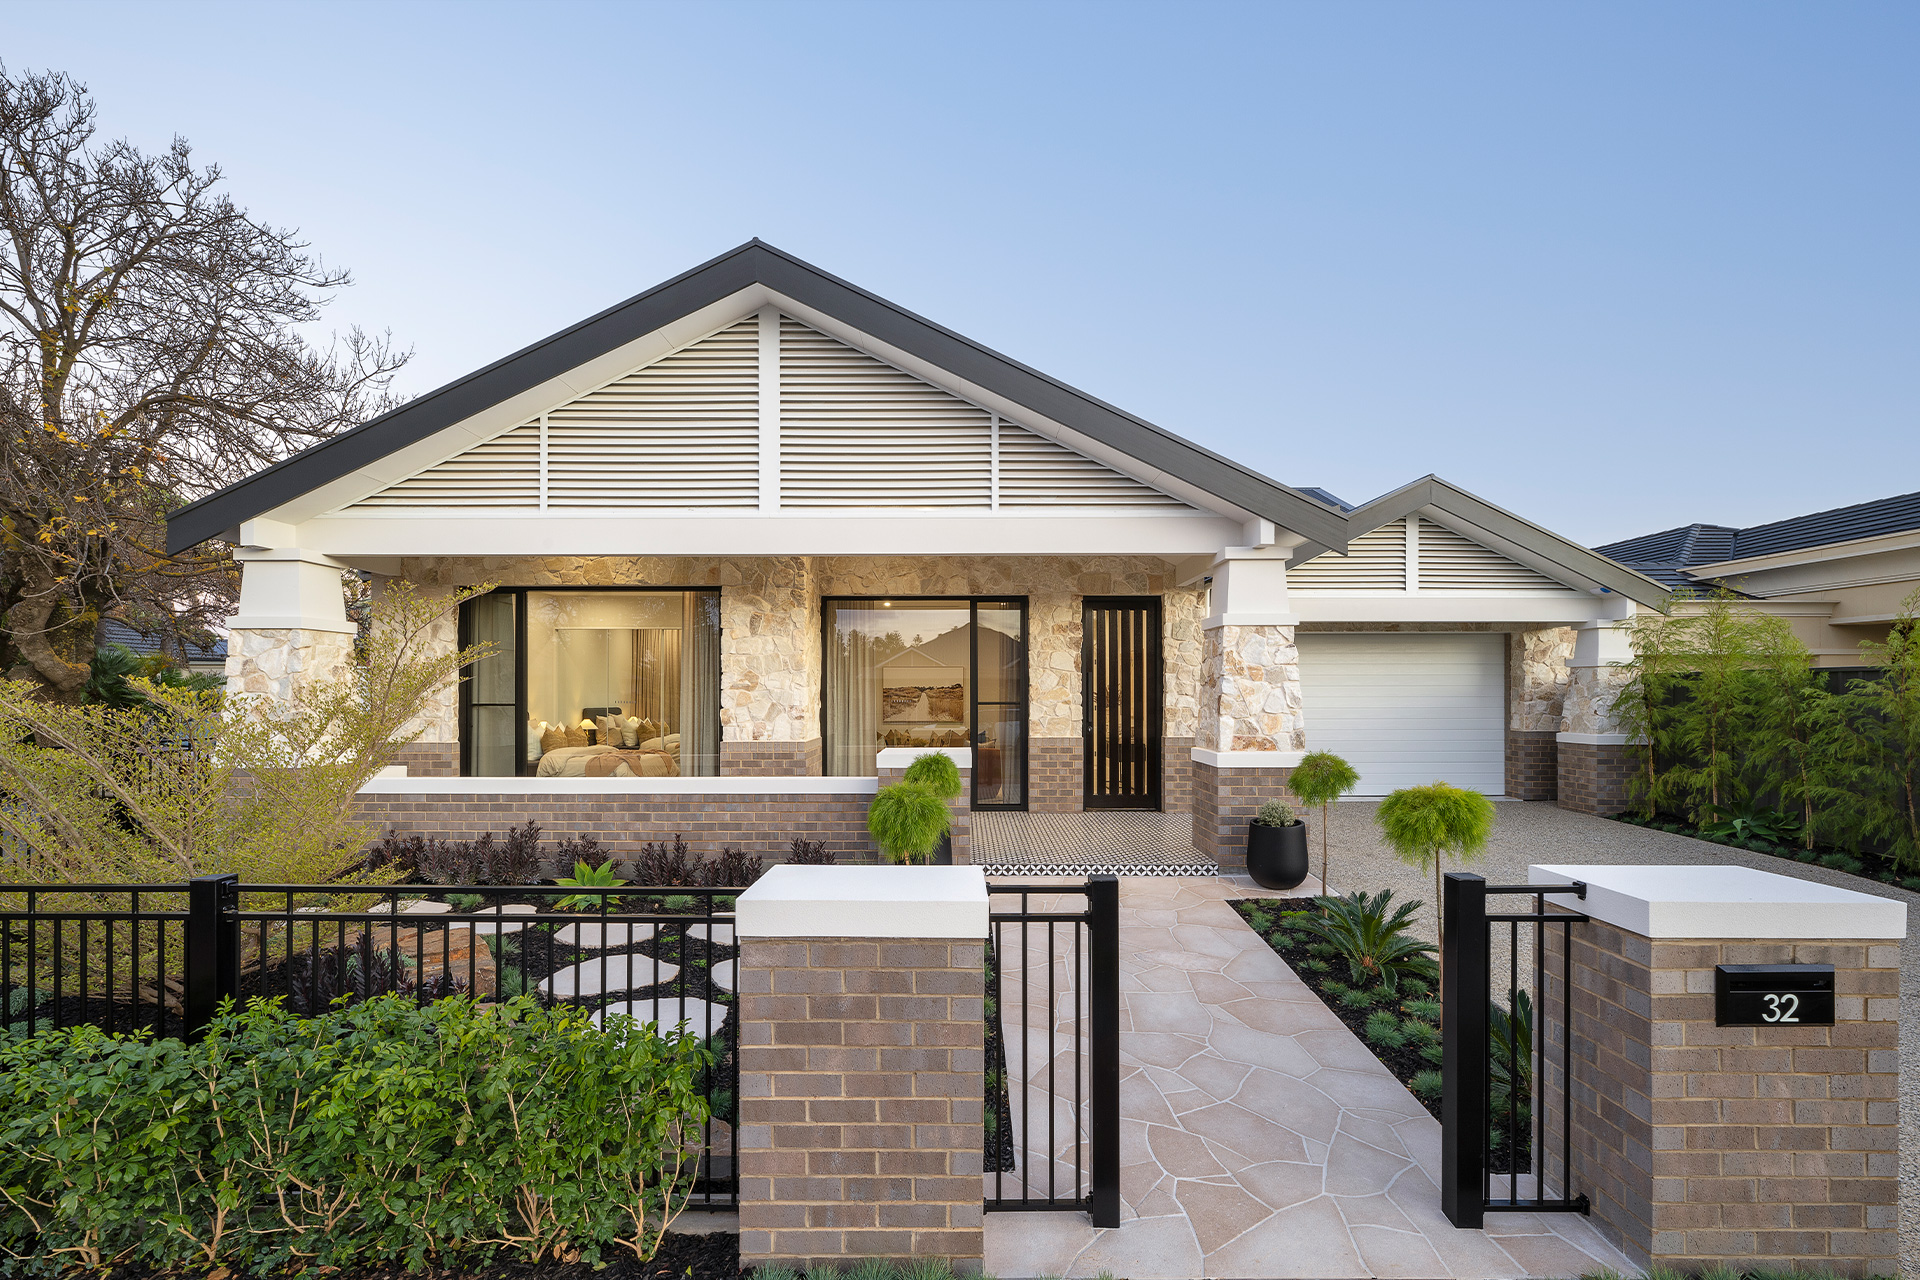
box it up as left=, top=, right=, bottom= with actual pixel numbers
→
left=1597, top=488, right=1920, bottom=669
left=165, top=242, right=1668, bottom=868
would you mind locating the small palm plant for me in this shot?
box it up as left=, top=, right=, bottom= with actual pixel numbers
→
left=1293, top=889, right=1437, bottom=994
left=1289, top=751, right=1360, bottom=895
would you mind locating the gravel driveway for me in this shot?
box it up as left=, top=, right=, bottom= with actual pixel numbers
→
left=1278, top=799, right=1918, bottom=1279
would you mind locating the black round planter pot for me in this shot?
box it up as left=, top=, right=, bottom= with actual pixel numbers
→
left=932, top=832, right=954, bottom=866
left=1246, top=820, right=1310, bottom=890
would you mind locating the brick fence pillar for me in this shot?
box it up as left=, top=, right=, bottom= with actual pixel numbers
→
left=1534, top=863, right=1905, bottom=1277
left=735, top=865, right=988, bottom=1273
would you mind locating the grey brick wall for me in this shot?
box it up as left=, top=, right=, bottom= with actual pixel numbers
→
left=1557, top=739, right=1632, bottom=815
left=1542, top=914, right=1899, bottom=1276
left=1505, top=729, right=1557, bottom=801
left=1029, top=737, right=1082, bottom=812
left=737, top=937, right=986, bottom=1271
left=723, top=740, right=824, bottom=777
left=1192, top=759, right=1295, bottom=874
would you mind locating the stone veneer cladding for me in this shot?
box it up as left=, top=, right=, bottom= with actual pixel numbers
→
left=1558, top=740, right=1632, bottom=815
left=1542, top=916, right=1899, bottom=1276
left=1506, top=729, right=1558, bottom=801
left=1192, top=758, right=1295, bottom=875
left=737, top=937, right=985, bottom=1271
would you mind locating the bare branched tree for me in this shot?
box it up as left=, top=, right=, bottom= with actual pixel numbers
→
left=0, top=65, right=408, bottom=699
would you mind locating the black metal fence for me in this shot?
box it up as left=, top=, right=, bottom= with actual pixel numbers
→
left=984, top=876, right=1120, bottom=1227
left=1440, top=871, right=1591, bottom=1229
left=0, top=876, right=744, bottom=1209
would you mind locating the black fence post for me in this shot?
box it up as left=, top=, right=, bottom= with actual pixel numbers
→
left=1441, top=871, right=1489, bottom=1230
left=1086, top=874, right=1121, bottom=1228
left=185, top=874, right=240, bottom=1039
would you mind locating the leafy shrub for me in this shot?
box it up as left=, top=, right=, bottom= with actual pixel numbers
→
left=704, top=844, right=765, bottom=887
left=787, top=837, right=834, bottom=864
left=868, top=782, right=951, bottom=864
left=283, top=933, right=469, bottom=1016
left=1409, top=1070, right=1444, bottom=1099
left=633, top=835, right=694, bottom=886
left=1294, top=889, right=1439, bottom=994
left=901, top=752, right=963, bottom=800
left=556, top=859, right=628, bottom=910
left=379, top=820, right=548, bottom=886
left=1819, top=851, right=1865, bottom=875
left=0, top=995, right=710, bottom=1271
left=1701, top=804, right=1802, bottom=846
left=1253, top=799, right=1296, bottom=827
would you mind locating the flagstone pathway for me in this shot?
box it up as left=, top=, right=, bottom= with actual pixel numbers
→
left=983, top=876, right=1632, bottom=1279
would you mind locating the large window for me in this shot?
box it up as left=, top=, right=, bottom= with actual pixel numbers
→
left=822, top=597, right=1027, bottom=809
left=460, top=588, right=721, bottom=778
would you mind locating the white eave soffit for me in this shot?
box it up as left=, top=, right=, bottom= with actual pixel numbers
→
left=264, top=287, right=1268, bottom=532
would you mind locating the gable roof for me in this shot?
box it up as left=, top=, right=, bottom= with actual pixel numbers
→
left=165, top=241, right=1348, bottom=554
left=1596, top=488, right=1920, bottom=586
left=1339, top=475, right=1671, bottom=608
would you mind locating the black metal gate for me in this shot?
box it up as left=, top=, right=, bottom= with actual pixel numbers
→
left=985, top=877, right=1121, bottom=1227
left=1081, top=597, right=1162, bottom=810
left=1440, top=871, right=1591, bottom=1228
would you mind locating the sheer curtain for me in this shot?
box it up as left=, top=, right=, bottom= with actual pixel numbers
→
left=680, top=591, right=721, bottom=776
left=826, top=612, right=881, bottom=776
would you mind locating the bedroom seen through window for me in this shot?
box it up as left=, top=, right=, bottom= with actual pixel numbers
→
left=459, top=588, right=721, bottom=778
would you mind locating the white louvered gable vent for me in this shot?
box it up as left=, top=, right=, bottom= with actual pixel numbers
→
left=1288, top=519, right=1409, bottom=590
left=1416, top=519, right=1571, bottom=593
left=545, top=318, right=761, bottom=508
left=351, top=420, right=542, bottom=508
left=778, top=318, right=992, bottom=507
left=997, top=424, right=1182, bottom=507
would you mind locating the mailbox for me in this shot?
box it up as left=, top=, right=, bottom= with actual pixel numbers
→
left=1714, top=963, right=1835, bottom=1027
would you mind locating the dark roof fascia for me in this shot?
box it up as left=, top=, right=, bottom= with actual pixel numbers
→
left=167, top=241, right=1349, bottom=554
left=1344, top=475, right=1672, bottom=609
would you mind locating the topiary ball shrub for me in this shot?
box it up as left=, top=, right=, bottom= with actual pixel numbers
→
left=901, top=751, right=964, bottom=800
left=1253, top=799, right=1297, bottom=827
left=867, top=781, right=952, bottom=864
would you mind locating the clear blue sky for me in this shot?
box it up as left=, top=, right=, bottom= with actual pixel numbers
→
left=10, top=2, right=1915, bottom=546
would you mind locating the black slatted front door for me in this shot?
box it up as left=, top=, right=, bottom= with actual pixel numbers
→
left=1082, top=597, right=1162, bottom=810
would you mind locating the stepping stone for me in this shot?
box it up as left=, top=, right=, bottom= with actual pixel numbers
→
left=464, top=904, right=538, bottom=937
left=553, top=921, right=657, bottom=947
left=540, top=954, right=680, bottom=998
left=684, top=923, right=735, bottom=946
left=708, top=959, right=736, bottom=993
left=365, top=899, right=450, bottom=915
left=593, top=996, right=726, bottom=1038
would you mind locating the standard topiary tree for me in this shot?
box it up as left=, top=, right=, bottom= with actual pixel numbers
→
left=1374, top=781, right=1496, bottom=956
left=901, top=750, right=963, bottom=800
left=1288, top=751, right=1361, bottom=895
left=867, top=781, right=952, bottom=864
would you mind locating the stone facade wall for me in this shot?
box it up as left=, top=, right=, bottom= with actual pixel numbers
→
left=737, top=937, right=986, bottom=1271
left=1563, top=663, right=1630, bottom=737
left=1558, top=740, right=1633, bottom=815
left=1515, top=627, right=1578, bottom=731
left=1542, top=916, right=1899, bottom=1276
left=224, top=627, right=356, bottom=703
left=1198, top=624, right=1304, bottom=753
left=1192, top=758, right=1295, bottom=874
left=1028, top=738, right=1082, bottom=812
left=353, top=789, right=881, bottom=863
left=1505, top=729, right=1558, bottom=801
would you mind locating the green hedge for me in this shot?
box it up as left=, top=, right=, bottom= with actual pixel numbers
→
left=0, top=995, right=711, bottom=1274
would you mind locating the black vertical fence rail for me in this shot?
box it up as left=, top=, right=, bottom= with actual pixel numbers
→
left=0, top=880, right=745, bottom=1209
left=983, top=874, right=1119, bottom=1228
left=1440, top=871, right=1590, bottom=1229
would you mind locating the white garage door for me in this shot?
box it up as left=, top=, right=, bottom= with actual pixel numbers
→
left=1296, top=632, right=1506, bottom=796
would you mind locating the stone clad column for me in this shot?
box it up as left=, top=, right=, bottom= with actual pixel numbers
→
left=225, top=547, right=358, bottom=705
left=735, top=866, right=988, bottom=1273
left=1557, top=618, right=1634, bottom=814
left=1534, top=863, right=1904, bottom=1277
left=1192, top=549, right=1303, bottom=872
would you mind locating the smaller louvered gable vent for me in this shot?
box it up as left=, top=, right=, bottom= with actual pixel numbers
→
left=997, top=424, right=1183, bottom=507
left=1416, top=519, right=1571, bottom=593
left=351, top=420, right=541, bottom=508
left=778, top=318, right=992, bottom=507
left=546, top=317, right=760, bottom=508
left=1288, top=519, right=1408, bottom=590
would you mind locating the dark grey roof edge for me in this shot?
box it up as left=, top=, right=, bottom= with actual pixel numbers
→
left=167, top=240, right=1349, bottom=554
left=1344, top=475, right=1672, bottom=609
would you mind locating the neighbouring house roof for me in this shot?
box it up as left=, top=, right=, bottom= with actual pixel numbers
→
left=165, top=240, right=1349, bottom=555
left=1294, top=487, right=1354, bottom=512
left=1596, top=488, right=1920, bottom=589
left=101, top=620, right=227, bottom=667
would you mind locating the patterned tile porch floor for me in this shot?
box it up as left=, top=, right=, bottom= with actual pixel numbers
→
left=983, top=876, right=1631, bottom=1280
left=972, top=810, right=1219, bottom=876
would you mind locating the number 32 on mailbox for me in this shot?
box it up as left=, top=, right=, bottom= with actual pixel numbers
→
left=1714, top=963, right=1836, bottom=1027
